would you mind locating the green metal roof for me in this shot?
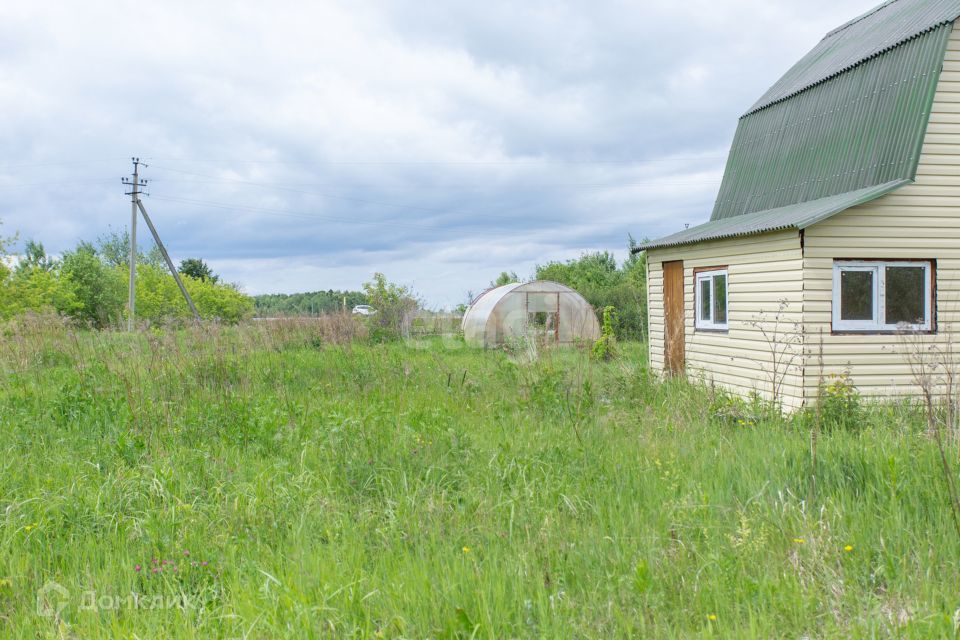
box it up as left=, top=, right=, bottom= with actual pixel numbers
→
left=640, top=0, right=960, bottom=252
left=713, top=20, right=952, bottom=220
left=749, top=0, right=960, bottom=114
left=638, top=180, right=909, bottom=250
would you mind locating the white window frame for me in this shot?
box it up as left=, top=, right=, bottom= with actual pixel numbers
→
left=694, top=268, right=729, bottom=331
left=832, top=260, right=933, bottom=332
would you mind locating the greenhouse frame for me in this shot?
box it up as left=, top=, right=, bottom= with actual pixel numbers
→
left=461, top=280, right=601, bottom=348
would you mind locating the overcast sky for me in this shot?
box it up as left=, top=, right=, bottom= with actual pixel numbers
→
left=0, top=0, right=881, bottom=307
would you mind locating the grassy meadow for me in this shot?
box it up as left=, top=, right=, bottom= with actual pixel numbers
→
left=1, top=315, right=959, bottom=638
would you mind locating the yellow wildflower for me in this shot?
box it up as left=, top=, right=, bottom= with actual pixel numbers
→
left=462, top=546, right=471, bottom=554
left=707, top=614, right=717, bottom=621
left=844, top=545, right=854, bottom=553
left=793, top=538, right=805, bottom=544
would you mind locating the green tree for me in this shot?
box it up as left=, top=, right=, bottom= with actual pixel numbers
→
left=2, top=238, right=77, bottom=319
left=6, top=266, right=79, bottom=317
left=185, top=277, right=254, bottom=322
left=179, top=258, right=219, bottom=283
left=491, top=271, right=520, bottom=287
left=60, top=243, right=126, bottom=327
left=96, top=229, right=164, bottom=268
left=16, top=240, right=56, bottom=274
left=123, top=264, right=253, bottom=324
left=534, top=239, right=647, bottom=340
left=361, top=273, right=420, bottom=340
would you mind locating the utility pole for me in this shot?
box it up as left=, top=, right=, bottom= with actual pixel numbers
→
left=123, top=158, right=201, bottom=327
left=122, top=158, right=144, bottom=331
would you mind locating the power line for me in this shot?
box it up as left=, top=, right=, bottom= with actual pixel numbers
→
left=149, top=194, right=452, bottom=231
left=148, top=193, right=709, bottom=234
left=149, top=164, right=719, bottom=222
left=149, top=167, right=552, bottom=223
left=148, top=176, right=722, bottom=191
left=144, top=154, right=727, bottom=166
left=0, top=158, right=128, bottom=170
left=0, top=178, right=118, bottom=190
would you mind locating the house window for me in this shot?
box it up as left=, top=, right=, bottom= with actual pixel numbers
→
left=832, top=260, right=933, bottom=332
left=695, top=268, right=728, bottom=331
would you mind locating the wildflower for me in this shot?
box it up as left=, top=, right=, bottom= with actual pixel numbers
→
left=793, top=538, right=805, bottom=544
left=201, top=561, right=209, bottom=566
left=183, top=550, right=190, bottom=557
left=844, top=545, right=854, bottom=553
left=462, top=546, right=471, bottom=554
left=707, top=614, right=717, bottom=621
left=134, top=564, right=142, bottom=572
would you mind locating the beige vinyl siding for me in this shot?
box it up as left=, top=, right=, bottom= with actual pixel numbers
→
left=648, top=229, right=805, bottom=410
left=801, top=21, right=960, bottom=400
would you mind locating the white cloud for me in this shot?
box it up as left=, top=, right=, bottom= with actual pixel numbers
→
left=0, top=0, right=882, bottom=305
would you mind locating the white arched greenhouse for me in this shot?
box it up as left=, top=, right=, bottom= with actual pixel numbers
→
left=461, top=280, right=602, bottom=348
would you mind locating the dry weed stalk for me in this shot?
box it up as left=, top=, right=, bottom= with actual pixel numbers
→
left=748, top=298, right=805, bottom=410
left=900, top=326, right=960, bottom=540
left=810, top=328, right=825, bottom=502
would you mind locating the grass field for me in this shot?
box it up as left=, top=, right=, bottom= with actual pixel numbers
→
left=1, top=316, right=959, bottom=638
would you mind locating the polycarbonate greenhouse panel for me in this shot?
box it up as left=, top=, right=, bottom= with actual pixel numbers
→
left=460, top=281, right=601, bottom=348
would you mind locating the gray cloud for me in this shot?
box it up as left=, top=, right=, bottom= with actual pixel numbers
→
left=0, top=0, right=880, bottom=306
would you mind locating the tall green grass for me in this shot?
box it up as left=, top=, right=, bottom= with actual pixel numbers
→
left=0, top=315, right=957, bottom=638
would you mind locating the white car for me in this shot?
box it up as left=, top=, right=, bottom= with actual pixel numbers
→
left=352, top=305, right=376, bottom=316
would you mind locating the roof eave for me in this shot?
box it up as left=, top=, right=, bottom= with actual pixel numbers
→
left=634, top=179, right=911, bottom=253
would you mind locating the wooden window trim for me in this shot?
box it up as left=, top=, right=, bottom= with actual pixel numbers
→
left=692, top=265, right=729, bottom=276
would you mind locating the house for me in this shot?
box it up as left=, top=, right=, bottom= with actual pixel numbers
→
left=639, top=0, right=960, bottom=410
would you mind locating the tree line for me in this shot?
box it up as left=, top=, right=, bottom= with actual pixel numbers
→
left=253, top=290, right=368, bottom=317
left=0, top=229, right=253, bottom=326
left=0, top=221, right=648, bottom=340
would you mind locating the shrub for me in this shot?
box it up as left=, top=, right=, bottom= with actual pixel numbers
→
left=818, top=371, right=863, bottom=431
left=592, top=306, right=617, bottom=361
left=361, top=272, right=420, bottom=340
left=58, top=244, right=126, bottom=327
left=128, top=264, right=254, bottom=324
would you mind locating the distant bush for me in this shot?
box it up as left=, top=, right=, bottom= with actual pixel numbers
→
left=362, top=272, right=420, bottom=341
